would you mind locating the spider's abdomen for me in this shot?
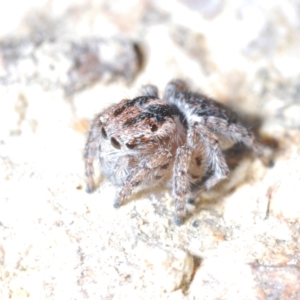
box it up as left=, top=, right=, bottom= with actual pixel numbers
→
left=166, top=90, right=238, bottom=126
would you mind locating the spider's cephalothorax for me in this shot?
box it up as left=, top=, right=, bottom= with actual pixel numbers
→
left=84, top=80, right=261, bottom=225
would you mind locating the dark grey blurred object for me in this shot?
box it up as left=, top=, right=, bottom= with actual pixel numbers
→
left=0, top=36, right=141, bottom=95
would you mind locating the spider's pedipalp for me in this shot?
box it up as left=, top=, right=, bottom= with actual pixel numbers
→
left=114, top=149, right=173, bottom=208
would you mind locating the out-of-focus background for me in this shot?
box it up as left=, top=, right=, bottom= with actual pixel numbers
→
left=1, top=1, right=300, bottom=299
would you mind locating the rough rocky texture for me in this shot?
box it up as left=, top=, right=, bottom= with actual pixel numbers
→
left=0, top=36, right=140, bottom=94
left=1, top=1, right=300, bottom=299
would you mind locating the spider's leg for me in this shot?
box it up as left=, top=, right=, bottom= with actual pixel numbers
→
left=163, top=79, right=188, bottom=101
left=141, top=84, right=159, bottom=97
left=84, top=132, right=98, bottom=193
left=84, top=115, right=103, bottom=193
left=173, top=121, right=229, bottom=225
left=113, top=149, right=172, bottom=208
left=172, top=145, right=192, bottom=225
left=203, top=116, right=262, bottom=155
left=191, top=121, right=230, bottom=189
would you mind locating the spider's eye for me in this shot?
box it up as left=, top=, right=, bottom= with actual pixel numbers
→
left=126, top=143, right=135, bottom=149
left=101, top=127, right=108, bottom=139
left=151, top=124, right=158, bottom=132
left=110, top=137, right=121, bottom=149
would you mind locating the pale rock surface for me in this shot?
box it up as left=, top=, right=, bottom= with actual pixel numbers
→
left=1, top=1, right=300, bottom=299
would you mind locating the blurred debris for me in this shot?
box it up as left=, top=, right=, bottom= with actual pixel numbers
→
left=0, top=36, right=142, bottom=95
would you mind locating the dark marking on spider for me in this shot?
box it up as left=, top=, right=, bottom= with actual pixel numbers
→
left=195, top=157, right=201, bottom=166
left=161, top=163, right=169, bottom=169
left=113, top=96, right=157, bottom=117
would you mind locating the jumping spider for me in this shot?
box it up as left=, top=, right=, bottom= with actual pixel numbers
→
left=84, top=79, right=261, bottom=225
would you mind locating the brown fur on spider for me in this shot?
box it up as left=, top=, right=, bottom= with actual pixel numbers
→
left=84, top=80, right=261, bottom=225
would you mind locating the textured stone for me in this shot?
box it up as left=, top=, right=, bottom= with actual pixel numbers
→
left=1, top=1, right=300, bottom=299
left=0, top=37, right=141, bottom=94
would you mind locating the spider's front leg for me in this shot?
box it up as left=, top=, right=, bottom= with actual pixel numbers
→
left=84, top=116, right=101, bottom=193
left=173, top=121, right=230, bottom=225
left=113, top=149, right=173, bottom=208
